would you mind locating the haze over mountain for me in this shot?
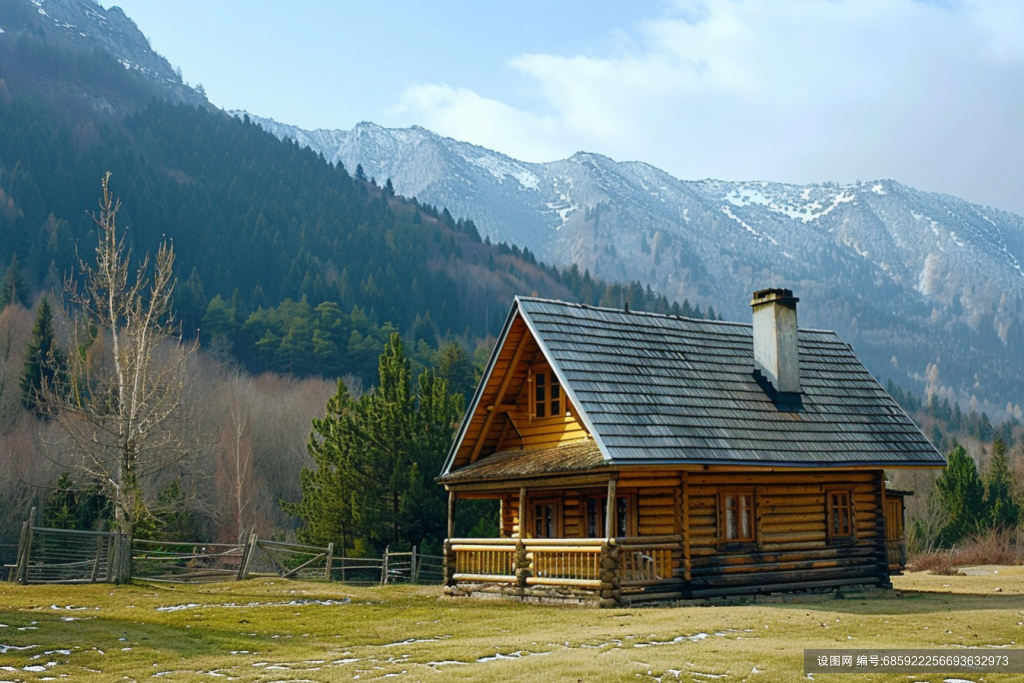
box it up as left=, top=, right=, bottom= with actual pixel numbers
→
left=238, top=114, right=1024, bottom=416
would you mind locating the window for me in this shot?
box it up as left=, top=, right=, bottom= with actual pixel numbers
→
left=533, top=371, right=561, bottom=418
left=828, top=490, right=853, bottom=541
left=722, top=491, right=754, bottom=543
left=532, top=499, right=559, bottom=538
left=585, top=495, right=633, bottom=538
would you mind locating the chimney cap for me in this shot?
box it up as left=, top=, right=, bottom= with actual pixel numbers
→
left=751, top=288, right=799, bottom=308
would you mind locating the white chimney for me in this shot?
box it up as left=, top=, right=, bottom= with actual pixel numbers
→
left=751, top=288, right=801, bottom=395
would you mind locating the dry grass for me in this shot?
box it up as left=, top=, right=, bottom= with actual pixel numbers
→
left=910, top=529, right=1024, bottom=574
left=0, top=576, right=1023, bottom=682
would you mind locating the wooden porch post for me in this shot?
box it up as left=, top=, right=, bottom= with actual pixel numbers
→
left=447, top=491, right=456, bottom=540
left=517, top=486, right=527, bottom=538
left=605, top=478, right=617, bottom=539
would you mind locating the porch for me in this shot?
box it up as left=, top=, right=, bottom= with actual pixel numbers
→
left=443, top=535, right=683, bottom=607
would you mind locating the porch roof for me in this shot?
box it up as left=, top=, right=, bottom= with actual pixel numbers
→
left=439, top=440, right=609, bottom=484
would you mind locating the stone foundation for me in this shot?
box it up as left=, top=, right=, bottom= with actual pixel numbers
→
left=444, top=581, right=601, bottom=606
left=444, top=581, right=891, bottom=608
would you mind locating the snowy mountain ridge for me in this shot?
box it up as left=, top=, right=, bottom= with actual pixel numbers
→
left=235, top=112, right=1024, bottom=414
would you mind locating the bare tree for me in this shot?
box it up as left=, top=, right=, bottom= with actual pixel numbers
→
left=42, top=173, right=199, bottom=536
left=214, top=371, right=259, bottom=542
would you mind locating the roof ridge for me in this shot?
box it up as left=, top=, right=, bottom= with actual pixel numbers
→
left=514, top=295, right=838, bottom=334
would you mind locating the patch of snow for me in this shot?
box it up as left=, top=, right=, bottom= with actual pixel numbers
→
left=721, top=206, right=778, bottom=245
left=0, top=27, right=5, bottom=34
left=871, top=183, right=886, bottom=195
left=460, top=152, right=539, bottom=191
left=0, top=644, right=37, bottom=654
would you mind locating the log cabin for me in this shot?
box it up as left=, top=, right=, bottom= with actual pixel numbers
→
left=438, top=289, right=944, bottom=606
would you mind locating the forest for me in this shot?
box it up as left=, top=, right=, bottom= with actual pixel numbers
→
left=0, top=62, right=719, bottom=562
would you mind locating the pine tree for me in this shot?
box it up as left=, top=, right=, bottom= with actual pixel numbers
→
left=985, top=436, right=1019, bottom=530
left=20, top=296, right=66, bottom=415
left=934, top=444, right=986, bottom=546
left=1, top=253, right=29, bottom=309
left=282, top=333, right=462, bottom=552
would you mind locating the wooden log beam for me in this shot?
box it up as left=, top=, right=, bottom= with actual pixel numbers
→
left=470, top=332, right=530, bottom=464
left=605, top=478, right=617, bottom=539
left=447, top=491, right=456, bottom=540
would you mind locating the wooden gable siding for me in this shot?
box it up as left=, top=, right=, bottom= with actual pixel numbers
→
left=452, top=315, right=590, bottom=471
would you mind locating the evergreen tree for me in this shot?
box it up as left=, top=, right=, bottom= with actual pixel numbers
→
left=934, top=444, right=986, bottom=546
left=42, top=472, right=112, bottom=531
left=985, top=436, right=1019, bottom=530
left=20, top=296, right=66, bottom=415
left=1, top=253, right=29, bottom=309
left=283, top=333, right=462, bottom=552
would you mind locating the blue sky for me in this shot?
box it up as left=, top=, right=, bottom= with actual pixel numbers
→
left=103, top=0, right=1024, bottom=215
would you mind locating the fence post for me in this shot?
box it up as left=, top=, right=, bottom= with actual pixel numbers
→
left=12, top=520, right=28, bottom=584
left=17, top=515, right=36, bottom=585
left=237, top=533, right=258, bottom=581
left=381, top=545, right=389, bottom=585
left=411, top=545, right=418, bottom=585
left=341, top=545, right=346, bottom=583
left=325, top=542, right=334, bottom=582
left=90, top=535, right=104, bottom=583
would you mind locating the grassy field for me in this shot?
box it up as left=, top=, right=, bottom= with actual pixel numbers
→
left=1, top=571, right=1023, bottom=682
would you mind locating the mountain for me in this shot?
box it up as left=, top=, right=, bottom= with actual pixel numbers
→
left=237, top=114, right=1024, bottom=416
left=0, top=0, right=207, bottom=115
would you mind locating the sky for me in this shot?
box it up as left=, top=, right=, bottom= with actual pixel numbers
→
left=102, top=0, right=1024, bottom=216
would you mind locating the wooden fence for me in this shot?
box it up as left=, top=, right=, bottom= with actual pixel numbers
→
left=4, top=508, right=443, bottom=586
left=6, top=514, right=130, bottom=584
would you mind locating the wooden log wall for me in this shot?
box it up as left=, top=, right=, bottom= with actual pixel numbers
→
left=686, top=470, right=887, bottom=597
left=460, top=468, right=890, bottom=601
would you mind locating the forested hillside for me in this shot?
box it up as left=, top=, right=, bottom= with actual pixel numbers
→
left=0, top=15, right=717, bottom=556
left=0, top=94, right=706, bottom=384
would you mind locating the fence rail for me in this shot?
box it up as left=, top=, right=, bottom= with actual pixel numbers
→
left=132, top=539, right=247, bottom=583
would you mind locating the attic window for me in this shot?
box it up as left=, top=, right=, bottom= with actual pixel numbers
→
left=533, top=371, right=561, bottom=418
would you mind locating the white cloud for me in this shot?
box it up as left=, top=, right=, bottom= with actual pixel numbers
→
left=388, top=0, right=1024, bottom=214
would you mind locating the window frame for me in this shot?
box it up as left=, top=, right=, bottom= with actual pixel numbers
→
left=528, top=497, right=562, bottom=539
left=583, top=493, right=637, bottom=539
left=718, top=488, right=756, bottom=547
left=826, top=488, right=855, bottom=544
left=529, top=365, right=564, bottom=420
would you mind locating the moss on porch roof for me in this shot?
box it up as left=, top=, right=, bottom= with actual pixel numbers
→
left=439, top=440, right=609, bottom=484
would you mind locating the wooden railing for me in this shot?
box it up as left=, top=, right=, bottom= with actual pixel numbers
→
left=526, top=539, right=603, bottom=588
left=448, top=536, right=681, bottom=590
left=617, top=537, right=677, bottom=587
left=451, top=539, right=518, bottom=583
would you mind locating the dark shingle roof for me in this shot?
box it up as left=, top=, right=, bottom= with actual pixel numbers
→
left=505, top=297, right=944, bottom=468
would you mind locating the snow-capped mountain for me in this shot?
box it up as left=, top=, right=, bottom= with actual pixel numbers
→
left=236, top=113, right=1024, bottom=414
left=0, top=0, right=207, bottom=113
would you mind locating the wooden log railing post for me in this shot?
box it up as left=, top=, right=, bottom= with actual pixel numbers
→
left=411, top=546, right=419, bottom=584
left=443, top=539, right=456, bottom=588
left=325, top=542, right=334, bottom=582
left=381, top=545, right=390, bottom=585
left=515, top=539, right=530, bottom=591
left=14, top=519, right=30, bottom=584
left=599, top=539, right=620, bottom=608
